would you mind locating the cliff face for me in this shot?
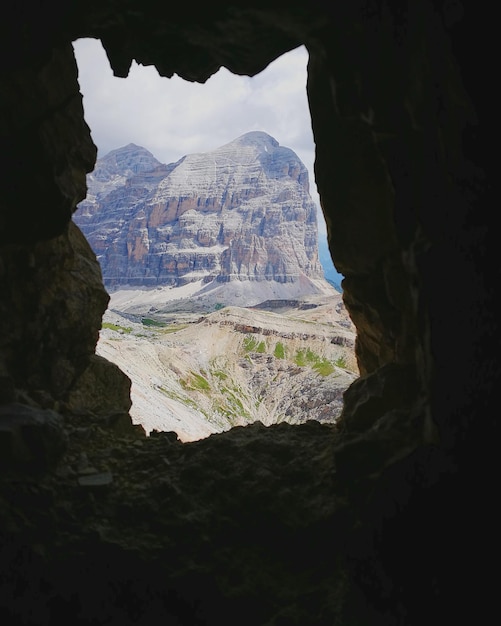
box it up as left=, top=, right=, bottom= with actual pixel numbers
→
left=74, top=132, right=326, bottom=297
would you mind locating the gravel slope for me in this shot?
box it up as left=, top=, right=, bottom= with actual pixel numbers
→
left=97, top=294, right=358, bottom=441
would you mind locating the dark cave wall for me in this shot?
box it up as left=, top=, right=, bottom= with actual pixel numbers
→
left=0, top=43, right=96, bottom=243
left=306, top=1, right=496, bottom=456
left=0, top=222, right=107, bottom=401
left=0, top=41, right=111, bottom=408
left=0, top=1, right=497, bottom=624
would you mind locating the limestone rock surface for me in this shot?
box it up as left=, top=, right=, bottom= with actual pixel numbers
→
left=74, top=132, right=331, bottom=305
left=95, top=295, right=358, bottom=440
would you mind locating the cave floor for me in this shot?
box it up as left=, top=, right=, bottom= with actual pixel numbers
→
left=1, top=417, right=357, bottom=625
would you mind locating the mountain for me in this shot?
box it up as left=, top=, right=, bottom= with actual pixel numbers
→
left=69, top=133, right=358, bottom=439
left=74, top=132, right=336, bottom=307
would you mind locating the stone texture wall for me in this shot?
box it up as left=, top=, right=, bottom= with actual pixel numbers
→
left=0, top=2, right=497, bottom=625
left=0, top=223, right=104, bottom=399
left=0, top=43, right=96, bottom=243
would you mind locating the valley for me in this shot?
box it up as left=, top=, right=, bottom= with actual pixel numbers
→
left=97, top=291, right=358, bottom=441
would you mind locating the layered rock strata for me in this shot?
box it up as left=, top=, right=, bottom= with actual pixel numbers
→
left=95, top=299, right=358, bottom=440
left=74, top=132, right=326, bottom=300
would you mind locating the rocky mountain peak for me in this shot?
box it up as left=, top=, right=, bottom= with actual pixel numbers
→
left=74, top=133, right=335, bottom=306
left=93, top=143, right=163, bottom=181
left=210, top=131, right=309, bottom=186
left=224, top=130, right=279, bottom=150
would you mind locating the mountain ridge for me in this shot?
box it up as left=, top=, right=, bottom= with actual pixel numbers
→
left=74, top=131, right=337, bottom=307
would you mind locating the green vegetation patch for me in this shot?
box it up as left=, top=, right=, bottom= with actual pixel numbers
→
left=274, top=342, right=286, bottom=359
left=159, top=386, right=198, bottom=410
left=216, top=384, right=253, bottom=424
left=212, top=370, right=228, bottom=381
left=295, top=348, right=321, bottom=366
left=141, top=317, right=167, bottom=327
left=161, top=324, right=188, bottom=334
left=216, top=383, right=252, bottom=425
left=313, top=360, right=335, bottom=376
left=294, top=348, right=336, bottom=377
left=102, top=322, right=132, bottom=334
left=243, top=336, right=266, bottom=353
left=294, top=349, right=309, bottom=367
left=243, top=336, right=259, bottom=352
left=180, top=371, right=211, bottom=392
left=334, top=355, right=348, bottom=369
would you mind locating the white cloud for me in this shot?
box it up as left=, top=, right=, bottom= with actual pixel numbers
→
left=73, top=37, right=326, bottom=234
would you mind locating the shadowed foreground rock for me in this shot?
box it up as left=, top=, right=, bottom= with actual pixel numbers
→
left=0, top=415, right=463, bottom=625
left=1, top=421, right=350, bottom=625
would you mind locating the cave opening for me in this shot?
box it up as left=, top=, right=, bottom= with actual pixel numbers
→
left=1, top=4, right=494, bottom=624
left=71, top=37, right=358, bottom=442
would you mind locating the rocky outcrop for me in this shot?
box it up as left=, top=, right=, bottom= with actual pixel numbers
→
left=0, top=403, right=67, bottom=471
left=95, top=299, right=358, bottom=440
left=73, top=133, right=326, bottom=297
left=64, top=354, right=133, bottom=420
left=0, top=221, right=111, bottom=405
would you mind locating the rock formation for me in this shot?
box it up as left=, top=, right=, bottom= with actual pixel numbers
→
left=0, top=3, right=497, bottom=626
left=95, top=297, right=358, bottom=440
left=74, top=133, right=329, bottom=305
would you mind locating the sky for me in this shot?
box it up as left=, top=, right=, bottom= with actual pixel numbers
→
left=72, top=38, right=327, bottom=236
